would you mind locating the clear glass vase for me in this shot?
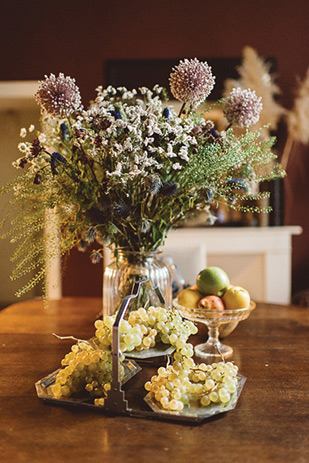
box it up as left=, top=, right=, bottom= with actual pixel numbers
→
left=103, top=249, right=172, bottom=318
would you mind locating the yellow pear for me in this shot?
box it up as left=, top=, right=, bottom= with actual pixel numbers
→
left=178, top=288, right=203, bottom=308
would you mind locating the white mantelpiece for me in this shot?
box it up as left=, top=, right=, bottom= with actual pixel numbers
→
left=0, top=81, right=38, bottom=110
left=162, top=226, right=302, bottom=305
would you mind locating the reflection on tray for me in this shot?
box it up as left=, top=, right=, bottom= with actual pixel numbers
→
left=125, top=342, right=175, bottom=359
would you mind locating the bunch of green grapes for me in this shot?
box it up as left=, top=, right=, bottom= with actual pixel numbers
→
left=144, top=359, right=239, bottom=412
left=94, top=306, right=198, bottom=353
left=51, top=340, right=125, bottom=402
left=51, top=306, right=198, bottom=404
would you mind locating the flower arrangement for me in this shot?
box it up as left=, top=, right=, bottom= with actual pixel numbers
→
left=1, top=58, right=285, bottom=297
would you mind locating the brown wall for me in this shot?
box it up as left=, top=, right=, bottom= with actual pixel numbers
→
left=1, top=0, right=308, bottom=297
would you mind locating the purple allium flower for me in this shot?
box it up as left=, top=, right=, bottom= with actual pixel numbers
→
left=60, top=123, right=67, bottom=139
left=35, top=73, right=82, bottom=117
left=223, top=88, right=263, bottom=128
left=169, top=58, right=215, bottom=107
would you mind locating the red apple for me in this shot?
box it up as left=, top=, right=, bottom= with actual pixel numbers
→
left=198, top=295, right=225, bottom=318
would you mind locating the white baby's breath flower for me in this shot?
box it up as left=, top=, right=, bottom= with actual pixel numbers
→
left=12, top=159, right=24, bottom=169
left=153, top=126, right=162, bottom=136
left=172, top=162, right=182, bottom=170
left=113, top=163, right=122, bottom=176
left=18, top=142, right=28, bottom=152
left=20, top=128, right=27, bottom=138
left=144, top=137, right=154, bottom=147
left=38, top=133, right=47, bottom=143
left=28, top=124, right=35, bottom=132
left=178, top=146, right=189, bottom=162
left=123, top=139, right=133, bottom=151
left=166, top=144, right=177, bottom=158
left=130, top=165, right=143, bottom=176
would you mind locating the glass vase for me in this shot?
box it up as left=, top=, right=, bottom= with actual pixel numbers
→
left=103, top=249, right=172, bottom=318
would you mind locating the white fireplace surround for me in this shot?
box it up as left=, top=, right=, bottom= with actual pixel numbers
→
left=161, top=226, right=302, bottom=304
left=104, top=226, right=302, bottom=305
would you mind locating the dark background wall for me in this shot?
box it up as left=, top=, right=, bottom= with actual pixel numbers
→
left=1, top=0, right=308, bottom=298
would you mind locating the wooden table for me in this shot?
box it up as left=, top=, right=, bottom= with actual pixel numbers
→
left=0, top=298, right=308, bottom=463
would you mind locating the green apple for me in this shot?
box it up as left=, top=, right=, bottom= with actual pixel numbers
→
left=177, top=288, right=203, bottom=308
left=222, top=285, right=251, bottom=309
left=196, top=267, right=230, bottom=297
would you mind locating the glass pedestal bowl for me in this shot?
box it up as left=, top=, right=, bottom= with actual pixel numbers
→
left=173, top=298, right=256, bottom=360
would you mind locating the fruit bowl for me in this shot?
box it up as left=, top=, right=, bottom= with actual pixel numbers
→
left=173, top=298, right=256, bottom=360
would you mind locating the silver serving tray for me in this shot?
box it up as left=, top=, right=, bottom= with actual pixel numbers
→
left=144, top=373, right=246, bottom=418
left=35, top=279, right=247, bottom=424
left=35, top=358, right=142, bottom=403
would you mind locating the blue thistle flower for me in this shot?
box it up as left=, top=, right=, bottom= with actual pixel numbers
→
left=163, top=107, right=170, bottom=120
left=50, top=152, right=66, bottom=176
left=60, top=123, right=67, bottom=139
left=108, top=110, right=121, bottom=119
left=159, top=181, right=179, bottom=197
left=211, top=127, right=219, bottom=138
left=113, top=202, right=130, bottom=218
left=51, top=152, right=66, bottom=163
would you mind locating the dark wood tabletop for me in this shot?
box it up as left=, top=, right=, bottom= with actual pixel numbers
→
left=0, top=297, right=308, bottom=463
